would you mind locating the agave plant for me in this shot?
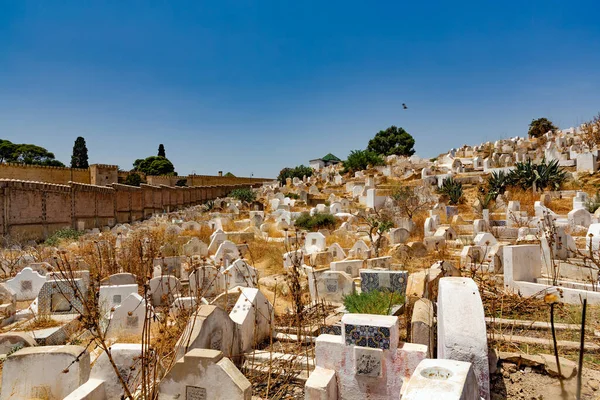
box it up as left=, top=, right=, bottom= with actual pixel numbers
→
left=510, top=159, right=567, bottom=191
left=438, top=177, right=463, bottom=205
left=486, top=170, right=511, bottom=198
left=201, top=200, right=215, bottom=212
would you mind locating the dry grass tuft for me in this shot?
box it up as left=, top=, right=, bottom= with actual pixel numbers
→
left=246, top=239, right=286, bottom=275
left=506, top=189, right=537, bottom=216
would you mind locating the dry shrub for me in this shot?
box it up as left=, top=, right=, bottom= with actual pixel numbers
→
left=325, top=233, right=355, bottom=249
left=547, top=195, right=575, bottom=214
left=409, top=211, right=427, bottom=241
left=181, top=225, right=212, bottom=243
left=267, top=225, right=285, bottom=238
left=222, top=219, right=237, bottom=232
left=246, top=238, right=286, bottom=275
left=506, top=188, right=537, bottom=216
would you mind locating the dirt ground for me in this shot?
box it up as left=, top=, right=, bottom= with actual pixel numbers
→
left=492, top=363, right=600, bottom=399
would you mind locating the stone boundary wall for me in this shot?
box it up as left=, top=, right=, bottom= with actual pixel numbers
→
left=0, top=163, right=91, bottom=185
left=0, top=179, right=264, bottom=241
left=0, top=163, right=272, bottom=188
left=145, top=174, right=271, bottom=187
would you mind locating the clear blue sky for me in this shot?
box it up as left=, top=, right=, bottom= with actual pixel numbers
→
left=1, top=1, right=599, bottom=178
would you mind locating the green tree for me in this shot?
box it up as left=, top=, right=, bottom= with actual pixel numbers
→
left=367, top=125, right=415, bottom=157
left=158, top=144, right=166, bottom=158
left=277, top=165, right=313, bottom=184
left=175, top=178, right=187, bottom=187
left=11, top=144, right=65, bottom=166
left=70, top=136, right=89, bottom=168
left=528, top=118, right=557, bottom=138
left=0, top=140, right=16, bottom=163
left=229, top=188, right=257, bottom=203
left=124, top=173, right=143, bottom=187
left=133, top=156, right=176, bottom=176
left=342, top=150, right=384, bottom=174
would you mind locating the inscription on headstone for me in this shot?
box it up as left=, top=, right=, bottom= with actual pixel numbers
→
left=21, top=280, right=32, bottom=292
left=186, top=386, right=207, bottom=400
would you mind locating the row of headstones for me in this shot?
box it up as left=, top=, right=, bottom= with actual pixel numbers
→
left=0, top=343, right=251, bottom=399
left=1, top=285, right=275, bottom=399
left=305, top=277, right=488, bottom=400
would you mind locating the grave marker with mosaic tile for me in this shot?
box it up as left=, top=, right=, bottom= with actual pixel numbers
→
left=359, top=269, right=408, bottom=295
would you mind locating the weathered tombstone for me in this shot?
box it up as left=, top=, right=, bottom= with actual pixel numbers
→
left=360, top=269, right=408, bottom=295
left=304, top=232, right=327, bottom=254
left=37, top=279, right=85, bottom=315
left=568, top=208, right=591, bottom=228
left=0, top=345, right=90, bottom=400
left=214, top=240, right=241, bottom=266
left=149, top=275, right=182, bottom=306
left=100, top=272, right=137, bottom=286
left=189, top=266, right=222, bottom=297
left=183, top=237, right=208, bottom=257
left=389, top=228, right=410, bottom=245
left=224, top=259, right=258, bottom=290
left=402, top=359, right=480, bottom=400
left=328, top=243, right=347, bottom=261
left=0, top=332, right=36, bottom=356
left=410, top=298, right=435, bottom=358
left=6, top=267, right=46, bottom=301
left=306, top=314, right=426, bottom=399
left=348, top=240, right=370, bottom=259
left=330, top=259, right=364, bottom=278
left=106, top=293, right=147, bottom=338
left=158, top=349, right=251, bottom=400
left=365, top=256, right=392, bottom=270
left=503, top=244, right=542, bottom=287
left=314, top=271, right=355, bottom=303
left=90, top=343, right=142, bottom=399
left=437, top=278, right=490, bottom=400
left=98, top=284, right=138, bottom=314
left=175, top=305, right=238, bottom=362
left=229, top=288, right=273, bottom=353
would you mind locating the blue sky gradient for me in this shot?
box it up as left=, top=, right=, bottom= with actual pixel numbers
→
left=1, top=1, right=599, bottom=177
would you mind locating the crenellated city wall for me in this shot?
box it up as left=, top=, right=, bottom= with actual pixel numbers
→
left=0, top=179, right=265, bottom=241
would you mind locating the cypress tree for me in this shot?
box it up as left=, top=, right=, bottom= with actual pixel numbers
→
left=158, top=144, right=166, bottom=158
left=71, top=137, right=89, bottom=168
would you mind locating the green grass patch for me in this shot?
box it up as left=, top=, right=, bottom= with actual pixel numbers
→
left=343, top=290, right=405, bottom=315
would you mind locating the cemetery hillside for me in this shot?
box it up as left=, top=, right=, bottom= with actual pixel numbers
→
left=0, top=120, right=600, bottom=400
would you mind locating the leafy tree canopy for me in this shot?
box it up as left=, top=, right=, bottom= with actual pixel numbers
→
left=528, top=118, right=557, bottom=138
left=0, top=140, right=65, bottom=166
left=342, top=150, right=384, bottom=174
left=367, top=125, right=415, bottom=157
left=124, top=173, right=144, bottom=187
left=277, top=165, right=313, bottom=184
left=71, top=136, right=89, bottom=169
left=133, top=156, right=176, bottom=176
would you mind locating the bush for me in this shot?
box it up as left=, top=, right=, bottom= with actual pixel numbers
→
left=367, top=125, right=415, bottom=157
left=528, top=117, right=557, bottom=138
left=343, top=290, right=405, bottom=315
left=133, top=156, right=176, bottom=176
left=342, top=150, right=384, bottom=174
left=438, top=177, right=463, bottom=205
left=278, top=165, right=313, bottom=184
left=229, top=188, right=256, bottom=203
left=294, top=212, right=337, bottom=231
left=124, top=173, right=143, bottom=187
left=45, top=228, right=83, bottom=246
